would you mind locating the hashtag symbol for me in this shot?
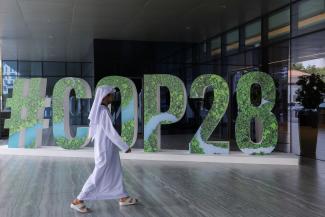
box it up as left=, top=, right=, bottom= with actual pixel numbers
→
left=4, top=78, right=50, bottom=148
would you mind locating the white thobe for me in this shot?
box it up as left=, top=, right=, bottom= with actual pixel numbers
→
left=77, top=105, right=130, bottom=200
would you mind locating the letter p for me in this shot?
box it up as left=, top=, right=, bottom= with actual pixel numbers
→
left=143, top=74, right=187, bottom=152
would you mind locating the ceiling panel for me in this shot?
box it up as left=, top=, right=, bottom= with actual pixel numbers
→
left=0, top=0, right=290, bottom=61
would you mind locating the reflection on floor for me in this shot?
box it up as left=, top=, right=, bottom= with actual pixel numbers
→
left=0, top=155, right=324, bottom=217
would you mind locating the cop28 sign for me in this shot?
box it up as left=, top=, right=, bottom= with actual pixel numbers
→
left=4, top=71, right=278, bottom=155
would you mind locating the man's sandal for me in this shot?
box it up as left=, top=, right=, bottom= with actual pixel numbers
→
left=119, top=197, right=138, bottom=206
left=70, top=202, right=90, bottom=213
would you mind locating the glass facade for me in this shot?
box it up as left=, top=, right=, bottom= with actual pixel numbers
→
left=118, top=0, right=325, bottom=155
left=1, top=0, right=325, bottom=158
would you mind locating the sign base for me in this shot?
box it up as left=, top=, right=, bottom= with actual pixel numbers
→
left=0, top=144, right=299, bottom=165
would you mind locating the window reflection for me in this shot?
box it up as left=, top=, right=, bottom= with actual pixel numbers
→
left=268, top=7, right=290, bottom=40
left=226, top=29, right=239, bottom=53
left=245, top=20, right=261, bottom=48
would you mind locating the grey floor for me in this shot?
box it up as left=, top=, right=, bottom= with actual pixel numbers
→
left=0, top=155, right=325, bottom=217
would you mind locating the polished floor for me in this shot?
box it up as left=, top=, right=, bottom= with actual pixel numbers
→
left=0, top=155, right=324, bottom=217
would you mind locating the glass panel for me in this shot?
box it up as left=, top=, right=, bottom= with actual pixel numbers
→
left=268, top=41, right=290, bottom=152
left=298, top=0, right=324, bottom=20
left=31, top=62, right=42, bottom=77
left=297, top=0, right=325, bottom=30
left=291, top=30, right=325, bottom=160
left=202, top=42, right=207, bottom=55
left=226, top=29, right=239, bottom=53
left=18, top=61, right=31, bottom=77
left=43, top=62, right=65, bottom=76
left=82, top=63, right=93, bottom=77
left=18, top=61, right=42, bottom=77
left=210, top=37, right=221, bottom=56
left=268, top=7, right=290, bottom=40
left=67, top=63, right=81, bottom=77
left=199, top=42, right=207, bottom=60
left=185, top=48, right=192, bottom=63
left=245, top=20, right=261, bottom=47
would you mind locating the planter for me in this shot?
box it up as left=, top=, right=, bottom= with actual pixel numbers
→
left=298, top=110, right=319, bottom=159
left=316, top=108, right=325, bottom=160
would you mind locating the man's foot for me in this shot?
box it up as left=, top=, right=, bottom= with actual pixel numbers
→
left=119, top=197, right=138, bottom=206
left=72, top=199, right=84, bottom=205
left=70, top=199, right=90, bottom=213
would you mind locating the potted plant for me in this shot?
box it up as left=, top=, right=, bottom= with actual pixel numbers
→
left=296, top=73, right=325, bottom=158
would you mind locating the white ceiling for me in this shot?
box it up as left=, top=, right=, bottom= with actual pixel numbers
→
left=0, top=0, right=289, bottom=62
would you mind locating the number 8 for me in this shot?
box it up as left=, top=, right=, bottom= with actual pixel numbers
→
left=235, top=71, right=278, bottom=154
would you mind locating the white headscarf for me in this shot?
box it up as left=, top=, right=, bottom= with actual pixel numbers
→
left=88, top=85, right=116, bottom=140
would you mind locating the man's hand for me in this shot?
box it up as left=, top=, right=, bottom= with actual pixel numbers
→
left=125, top=148, right=131, bottom=153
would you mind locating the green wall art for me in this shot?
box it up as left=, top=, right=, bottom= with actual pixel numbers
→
left=3, top=72, right=279, bottom=155
left=189, top=74, right=230, bottom=154
left=143, top=74, right=187, bottom=152
left=5, top=78, right=50, bottom=148
left=97, top=76, right=138, bottom=147
left=235, top=71, right=278, bottom=154
left=52, top=77, right=92, bottom=149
